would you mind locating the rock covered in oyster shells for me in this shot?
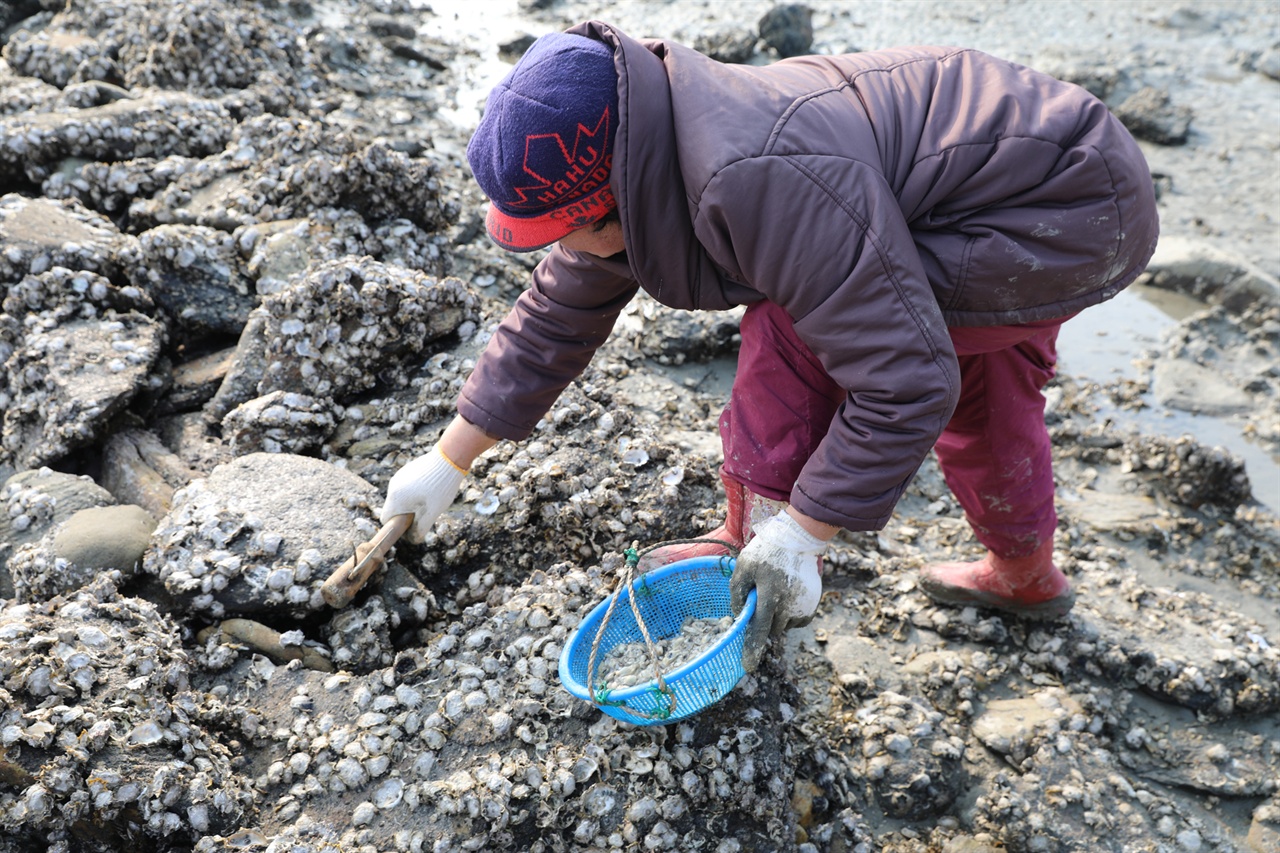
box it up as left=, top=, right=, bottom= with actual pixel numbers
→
left=0, top=469, right=115, bottom=547
left=222, top=390, right=338, bottom=456
left=240, top=210, right=450, bottom=299
left=0, top=304, right=164, bottom=469
left=0, top=193, right=138, bottom=282
left=10, top=0, right=312, bottom=96
left=1118, top=724, right=1278, bottom=798
left=612, top=291, right=745, bottom=365
left=0, top=217, right=160, bottom=472
left=1119, top=433, right=1252, bottom=510
left=142, top=452, right=381, bottom=619
left=2, top=27, right=108, bottom=88
left=190, top=824, right=323, bottom=853
left=851, top=690, right=963, bottom=819
left=1087, top=577, right=1280, bottom=719
left=0, top=54, right=63, bottom=117
left=0, top=575, right=254, bottom=848
left=0, top=90, right=234, bottom=185
left=322, top=593, right=398, bottom=673
left=0, top=468, right=116, bottom=599
left=208, top=257, right=477, bottom=421
left=1, top=262, right=153, bottom=331
left=964, top=716, right=1201, bottom=850
left=419, top=392, right=724, bottom=590
left=121, top=224, right=257, bottom=336
left=41, top=153, right=198, bottom=216
left=130, top=115, right=456, bottom=233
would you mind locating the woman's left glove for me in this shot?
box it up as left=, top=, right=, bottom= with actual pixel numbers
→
left=729, top=511, right=827, bottom=672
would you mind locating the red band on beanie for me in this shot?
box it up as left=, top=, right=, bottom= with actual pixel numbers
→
left=486, top=179, right=616, bottom=252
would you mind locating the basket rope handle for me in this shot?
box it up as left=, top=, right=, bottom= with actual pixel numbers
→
left=585, top=537, right=741, bottom=722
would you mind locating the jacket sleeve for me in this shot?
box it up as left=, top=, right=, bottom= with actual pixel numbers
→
left=456, top=246, right=639, bottom=440
left=696, top=154, right=961, bottom=531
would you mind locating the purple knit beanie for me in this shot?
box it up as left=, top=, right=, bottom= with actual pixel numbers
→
left=466, top=33, right=619, bottom=252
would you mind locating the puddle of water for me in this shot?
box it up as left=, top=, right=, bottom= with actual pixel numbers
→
left=1058, top=286, right=1280, bottom=512
left=1057, top=285, right=1171, bottom=382
left=415, top=0, right=525, bottom=134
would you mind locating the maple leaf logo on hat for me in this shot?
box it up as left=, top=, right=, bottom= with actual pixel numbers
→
left=509, top=107, right=611, bottom=210
left=466, top=32, right=619, bottom=252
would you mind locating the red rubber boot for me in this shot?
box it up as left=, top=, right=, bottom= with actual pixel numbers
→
left=918, top=539, right=1075, bottom=620
left=639, top=471, right=784, bottom=569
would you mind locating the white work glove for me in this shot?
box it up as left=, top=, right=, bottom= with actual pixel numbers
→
left=729, top=511, right=826, bottom=673
left=380, top=446, right=467, bottom=543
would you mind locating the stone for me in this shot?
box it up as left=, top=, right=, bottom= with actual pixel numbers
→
left=1112, top=85, right=1193, bottom=145
left=53, top=503, right=156, bottom=575
left=1, top=468, right=115, bottom=598
left=972, top=694, right=1080, bottom=756
left=102, top=429, right=198, bottom=518
left=142, top=452, right=383, bottom=619
left=0, top=193, right=134, bottom=281
left=758, top=4, right=814, bottom=58
left=1152, top=359, right=1253, bottom=416
left=693, top=25, right=759, bottom=64
left=156, top=346, right=236, bottom=415
left=1140, top=236, right=1280, bottom=313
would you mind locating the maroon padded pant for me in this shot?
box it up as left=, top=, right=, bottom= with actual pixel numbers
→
left=718, top=300, right=1067, bottom=557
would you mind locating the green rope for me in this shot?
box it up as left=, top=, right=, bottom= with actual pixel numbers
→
left=593, top=683, right=627, bottom=708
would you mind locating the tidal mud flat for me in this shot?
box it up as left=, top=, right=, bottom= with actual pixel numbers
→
left=0, top=1, right=1278, bottom=852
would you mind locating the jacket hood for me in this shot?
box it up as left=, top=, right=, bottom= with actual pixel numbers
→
left=568, top=20, right=743, bottom=311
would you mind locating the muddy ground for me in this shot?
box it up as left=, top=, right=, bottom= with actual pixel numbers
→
left=0, top=1, right=1278, bottom=852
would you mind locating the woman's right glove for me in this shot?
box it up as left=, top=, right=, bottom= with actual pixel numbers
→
left=729, top=510, right=826, bottom=672
left=380, top=446, right=467, bottom=543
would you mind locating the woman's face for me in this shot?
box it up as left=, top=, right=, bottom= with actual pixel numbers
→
left=558, top=218, right=625, bottom=257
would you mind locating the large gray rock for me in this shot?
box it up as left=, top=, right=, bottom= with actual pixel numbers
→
left=758, top=4, right=813, bottom=59
left=142, top=452, right=382, bottom=620
left=1112, top=85, right=1193, bottom=145
left=1142, top=236, right=1280, bottom=313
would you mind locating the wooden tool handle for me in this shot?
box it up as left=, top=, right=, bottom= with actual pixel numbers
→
left=320, top=513, right=414, bottom=608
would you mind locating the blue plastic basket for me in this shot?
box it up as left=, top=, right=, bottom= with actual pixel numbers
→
left=558, top=555, right=755, bottom=726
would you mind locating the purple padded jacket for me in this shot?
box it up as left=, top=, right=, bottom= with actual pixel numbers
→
left=456, top=21, right=1159, bottom=531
